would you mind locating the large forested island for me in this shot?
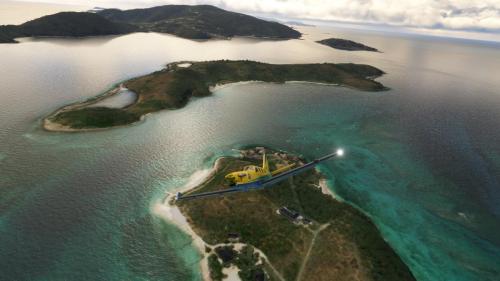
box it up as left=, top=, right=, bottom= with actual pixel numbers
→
left=167, top=148, right=415, bottom=281
left=0, top=4, right=301, bottom=43
left=43, top=60, right=387, bottom=131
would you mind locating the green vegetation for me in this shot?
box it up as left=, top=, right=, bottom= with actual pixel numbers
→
left=317, top=38, right=379, bottom=52
left=0, top=12, right=135, bottom=43
left=214, top=245, right=237, bottom=266
left=210, top=245, right=266, bottom=281
left=0, top=26, right=18, bottom=43
left=235, top=246, right=266, bottom=281
left=177, top=148, right=415, bottom=281
left=208, top=253, right=226, bottom=281
left=0, top=5, right=300, bottom=43
left=51, top=107, right=140, bottom=129
left=98, top=5, right=301, bottom=40
left=45, top=60, right=387, bottom=130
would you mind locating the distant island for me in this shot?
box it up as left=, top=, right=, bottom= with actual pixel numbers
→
left=284, top=21, right=315, bottom=27
left=0, top=12, right=135, bottom=43
left=157, top=147, right=416, bottom=281
left=97, top=5, right=301, bottom=40
left=317, top=38, right=379, bottom=52
left=0, top=5, right=301, bottom=43
left=43, top=60, right=387, bottom=132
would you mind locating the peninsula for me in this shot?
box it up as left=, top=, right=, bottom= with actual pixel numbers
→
left=43, top=60, right=387, bottom=132
left=317, top=38, right=379, bottom=52
left=0, top=5, right=300, bottom=43
left=160, top=147, right=415, bottom=281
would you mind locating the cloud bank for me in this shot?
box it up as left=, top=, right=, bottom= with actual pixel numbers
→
left=16, top=0, right=500, bottom=32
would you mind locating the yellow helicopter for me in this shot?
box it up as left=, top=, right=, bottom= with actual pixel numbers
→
left=224, top=154, right=295, bottom=186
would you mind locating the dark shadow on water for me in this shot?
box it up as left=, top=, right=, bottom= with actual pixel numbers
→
left=16, top=34, right=126, bottom=46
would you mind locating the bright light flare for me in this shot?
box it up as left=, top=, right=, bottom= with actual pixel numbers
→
left=336, top=148, right=344, bottom=157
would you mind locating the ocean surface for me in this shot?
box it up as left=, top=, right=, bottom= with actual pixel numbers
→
left=1, top=7, right=500, bottom=281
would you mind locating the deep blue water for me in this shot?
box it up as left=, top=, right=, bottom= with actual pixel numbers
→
left=0, top=24, right=500, bottom=281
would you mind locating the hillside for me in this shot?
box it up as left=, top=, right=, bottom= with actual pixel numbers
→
left=97, top=5, right=301, bottom=39
left=19, top=12, right=136, bottom=37
left=0, top=5, right=301, bottom=43
left=0, top=26, right=18, bottom=43
left=0, top=12, right=136, bottom=43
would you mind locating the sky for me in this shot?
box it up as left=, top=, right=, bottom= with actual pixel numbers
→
left=12, top=0, right=500, bottom=34
left=11, top=0, right=500, bottom=32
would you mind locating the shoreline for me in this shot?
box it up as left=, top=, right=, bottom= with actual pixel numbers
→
left=152, top=153, right=338, bottom=281
left=42, top=83, right=146, bottom=132
left=41, top=60, right=386, bottom=133
left=43, top=79, right=358, bottom=133
left=153, top=201, right=211, bottom=281
left=10, top=32, right=301, bottom=45
left=152, top=157, right=225, bottom=281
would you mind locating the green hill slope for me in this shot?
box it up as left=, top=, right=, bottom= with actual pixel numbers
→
left=19, top=12, right=136, bottom=37
left=0, top=5, right=301, bottom=43
left=0, top=12, right=135, bottom=43
left=98, top=5, right=301, bottom=39
left=0, top=25, right=19, bottom=43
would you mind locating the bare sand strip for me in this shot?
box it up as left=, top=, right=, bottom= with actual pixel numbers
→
left=42, top=84, right=125, bottom=132
left=152, top=158, right=224, bottom=281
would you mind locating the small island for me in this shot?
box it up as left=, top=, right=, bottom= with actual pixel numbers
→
left=43, top=60, right=387, bottom=132
left=158, top=147, right=415, bottom=281
left=317, top=38, right=379, bottom=52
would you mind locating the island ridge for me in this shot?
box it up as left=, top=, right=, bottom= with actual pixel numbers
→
left=44, top=60, right=387, bottom=132
left=0, top=5, right=301, bottom=43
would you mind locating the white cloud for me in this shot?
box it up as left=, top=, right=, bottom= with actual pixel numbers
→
left=13, top=0, right=500, bottom=32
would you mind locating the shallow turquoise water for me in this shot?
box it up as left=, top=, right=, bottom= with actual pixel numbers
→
left=1, top=24, right=500, bottom=280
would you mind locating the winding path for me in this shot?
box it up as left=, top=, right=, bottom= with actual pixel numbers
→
left=296, top=223, right=331, bottom=281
